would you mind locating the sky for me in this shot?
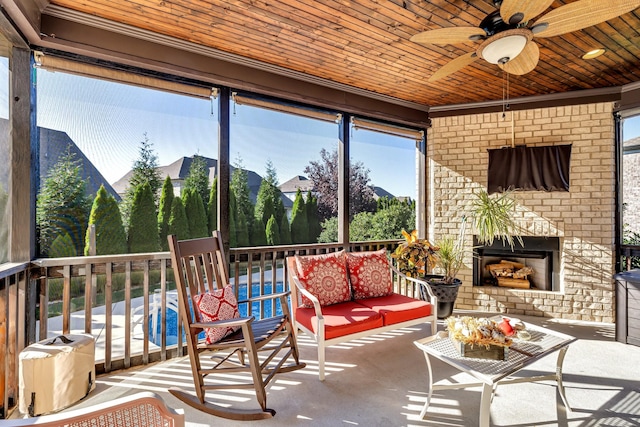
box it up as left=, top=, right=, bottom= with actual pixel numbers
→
left=624, top=116, right=640, bottom=141
left=34, top=69, right=418, bottom=198
left=17, top=65, right=640, bottom=200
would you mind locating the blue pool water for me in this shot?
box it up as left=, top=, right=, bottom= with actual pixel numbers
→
left=148, top=282, right=285, bottom=346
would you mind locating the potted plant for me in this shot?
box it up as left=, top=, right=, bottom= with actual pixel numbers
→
left=392, top=228, right=463, bottom=319
left=391, top=229, right=438, bottom=279
left=427, top=224, right=466, bottom=319
left=393, top=189, right=520, bottom=319
left=470, top=189, right=522, bottom=249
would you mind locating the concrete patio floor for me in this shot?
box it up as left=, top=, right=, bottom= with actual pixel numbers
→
left=16, top=310, right=640, bottom=426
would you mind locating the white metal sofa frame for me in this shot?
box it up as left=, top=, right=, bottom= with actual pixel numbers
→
left=287, top=256, right=437, bottom=380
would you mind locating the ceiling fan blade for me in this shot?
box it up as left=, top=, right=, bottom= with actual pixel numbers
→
left=411, top=27, right=485, bottom=45
left=533, top=0, right=640, bottom=38
left=428, top=51, right=477, bottom=82
left=500, top=0, right=554, bottom=25
left=499, top=41, right=540, bottom=75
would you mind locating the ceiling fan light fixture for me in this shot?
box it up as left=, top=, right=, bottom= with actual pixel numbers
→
left=479, top=32, right=529, bottom=64
left=582, top=48, right=606, bottom=60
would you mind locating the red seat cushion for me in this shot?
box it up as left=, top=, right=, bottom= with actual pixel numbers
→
left=346, top=249, right=394, bottom=299
left=295, top=301, right=383, bottom=340
left=295, top=251, right=351, bottom=308
left=356, top=293, right=432, bottom=326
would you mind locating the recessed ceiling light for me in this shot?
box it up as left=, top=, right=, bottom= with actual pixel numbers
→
left=582, top=48, right=606, bottom=60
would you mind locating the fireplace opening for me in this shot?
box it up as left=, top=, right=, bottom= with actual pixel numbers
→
left=473, top=236, right=560, bottom=291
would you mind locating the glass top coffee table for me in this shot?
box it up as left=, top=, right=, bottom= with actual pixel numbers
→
left=414, top=321, right=576, bottom=426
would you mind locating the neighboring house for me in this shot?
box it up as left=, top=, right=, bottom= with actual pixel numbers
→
left=372, top=186, right=394, bottom=200
left=112, top=156, right=291, bottom=209
left=112, top=156, right=228, bottom=199
left=279, top=175, right=314, bottom=202
left=38, top=127, right=121, bottom=201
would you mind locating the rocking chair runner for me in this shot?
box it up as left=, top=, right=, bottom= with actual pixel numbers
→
left=167, top=232, right=305, bottom=420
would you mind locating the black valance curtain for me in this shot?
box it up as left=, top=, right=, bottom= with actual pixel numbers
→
left=487, top=144, right=571, bottom=194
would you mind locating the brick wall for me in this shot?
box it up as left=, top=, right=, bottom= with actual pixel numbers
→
left=427, top=102, right=615, bottom=322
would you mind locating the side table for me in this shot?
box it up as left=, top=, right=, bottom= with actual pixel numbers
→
left=414, top=323, right=576, bottom=426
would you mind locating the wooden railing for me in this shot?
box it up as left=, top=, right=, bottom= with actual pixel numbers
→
left=0, top=262, right=29, bottom=419
left=1, top=240, right=635, bottom=418
left=1, top=240, right=401, bottom=418
left=29, top=241, right=398, bottom=373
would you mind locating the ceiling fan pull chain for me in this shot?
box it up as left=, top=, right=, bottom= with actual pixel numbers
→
left=502, top=68, right=506, bottom=119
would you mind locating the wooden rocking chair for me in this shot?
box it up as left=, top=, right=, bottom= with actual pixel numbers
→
left=167, top=232, right=305, bottom=420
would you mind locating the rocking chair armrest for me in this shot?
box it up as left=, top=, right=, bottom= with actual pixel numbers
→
left=238, top=290, right=291, bottom=304
left=192, top=316, right=253, bottom=330
left=389, top=264, right=438, bottom=306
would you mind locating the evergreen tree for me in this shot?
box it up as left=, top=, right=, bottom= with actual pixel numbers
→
left=168, top=196, right=189, bottom=240
left=255, top=181, right=276, bottom=226
left=49, top=233, right=77, bottom=258
left=231, top=157, right=254, bottom=239
left=127, top=183, right=160, bottom=253
left=121, top=134, right=162, bottom=229
left=36, top=150, right=91, bottom=256
left=306, top=191, right=322, bottom=243
left=157, top=176, right=174, bottom=250
left=183, top=188, right=208, bottom=238
left=274, top=195, right=285, bottom=226
left=236, top=209, right=250, bottom=247
left=255, top=160, right=281, bottom=225
left=251, top=217, right=267, bottom=246
left=290, top=189, right=308, bottom=244
left=266, top=215, right=280, bottom=246
left=84, top=185, right=127, bottom=255
left=279, top=214, right=291, bottom=245
left=207, top=176, right=218, bottom=233
left=183, top=154, right=210, bottom=206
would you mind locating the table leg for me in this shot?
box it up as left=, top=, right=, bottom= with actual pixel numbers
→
left=419, top=352, right=434, bottom=419
left=479, top=381, right=492, bottom=427
left=555, top=346, right=571, bottom=412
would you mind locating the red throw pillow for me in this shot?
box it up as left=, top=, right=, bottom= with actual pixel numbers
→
left=193, top=285, right=241, bottom=344
left=295, top=251, right=350, bottom=307
left=346, top=249, right=394, bottom=299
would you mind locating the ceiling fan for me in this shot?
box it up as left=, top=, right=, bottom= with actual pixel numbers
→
left=411, top=0, right=640, bottom=82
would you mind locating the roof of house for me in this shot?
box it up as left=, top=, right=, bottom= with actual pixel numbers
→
left=373, top=186, right=394, bottom=200
left=38, top=127, right=121, bottom=201
left=279, top=175, right=313, bottom=193
left=112, top=156, right=292, bottom=207
left=624, top=136, right=640, bottom=151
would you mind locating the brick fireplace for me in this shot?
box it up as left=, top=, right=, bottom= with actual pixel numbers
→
left=427, top=102, right=616, bottom=322
left=473, top=236, right=560, bottom=292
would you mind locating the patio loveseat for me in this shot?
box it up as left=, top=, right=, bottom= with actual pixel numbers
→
left=287, top=249, right=437, bottom=380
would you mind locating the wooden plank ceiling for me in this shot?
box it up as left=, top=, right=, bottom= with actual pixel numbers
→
left=44, top=0, right=640, bottom=108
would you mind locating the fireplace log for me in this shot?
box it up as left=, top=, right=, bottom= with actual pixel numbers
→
left=513, top=266, right=534, bottom=279
left=497, top=277, right=530, bottom=288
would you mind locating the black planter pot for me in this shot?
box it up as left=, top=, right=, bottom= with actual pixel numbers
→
left=420, top=274, right=462, bottom=319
